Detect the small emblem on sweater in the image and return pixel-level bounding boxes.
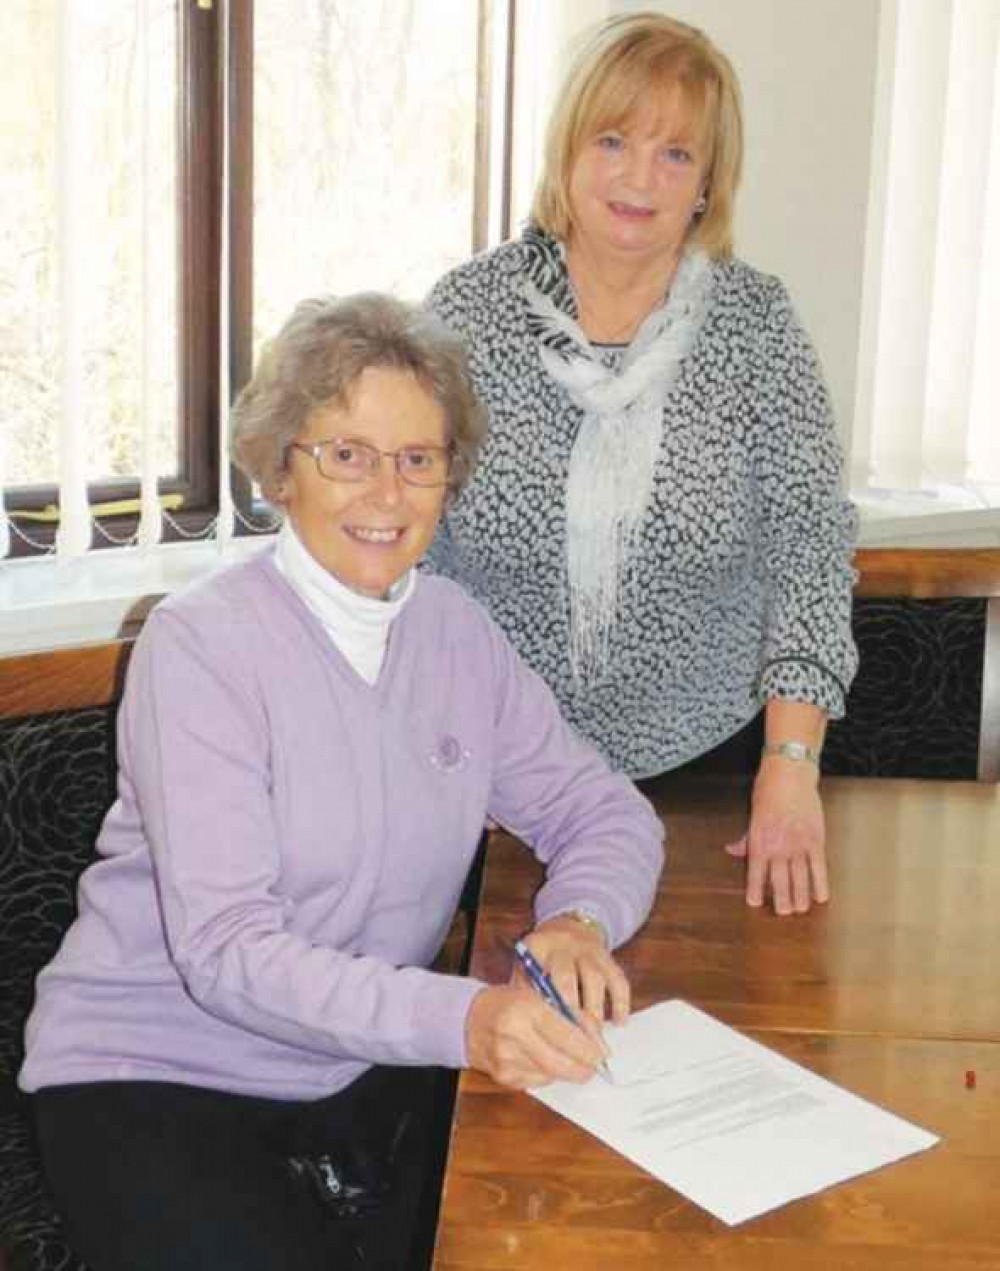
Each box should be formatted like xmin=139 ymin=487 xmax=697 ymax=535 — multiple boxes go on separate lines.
xmin=430 ymin=735 xmax=470 ymax=773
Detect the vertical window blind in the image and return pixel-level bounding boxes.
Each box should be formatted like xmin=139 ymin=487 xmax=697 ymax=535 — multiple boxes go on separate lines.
xmin=3 ymin=0 xmax=184 ymax=563
xmin=851 ymin=0 xmax=1000 ymax=499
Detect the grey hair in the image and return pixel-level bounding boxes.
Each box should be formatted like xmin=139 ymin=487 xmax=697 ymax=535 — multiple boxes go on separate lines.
xmin=230 ymin=292 xmax=487 ymax=503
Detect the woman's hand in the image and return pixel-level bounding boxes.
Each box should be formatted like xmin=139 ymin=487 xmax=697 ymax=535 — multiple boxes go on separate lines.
xmin=464 ymin=984 xmax=607 ymax=1089
xmin=724 ymin=757 xmax=828 ymax=914
xmin=519 ymin=914 xmax=631 ymax=1025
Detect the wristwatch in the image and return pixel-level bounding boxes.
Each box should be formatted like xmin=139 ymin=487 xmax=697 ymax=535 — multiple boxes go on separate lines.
xmin=561 ymin=907 xmax=609 ymax=948
xmin=761 ymin=740 xmax=820 ymax=766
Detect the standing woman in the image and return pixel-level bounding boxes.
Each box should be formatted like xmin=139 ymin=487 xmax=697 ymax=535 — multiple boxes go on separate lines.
xmin=427 ymin=12 xmax=858 ymax=917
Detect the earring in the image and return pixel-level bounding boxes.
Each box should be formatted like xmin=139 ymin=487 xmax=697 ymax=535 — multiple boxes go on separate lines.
xmin=694 ymin=194 xmax=707 ymax=215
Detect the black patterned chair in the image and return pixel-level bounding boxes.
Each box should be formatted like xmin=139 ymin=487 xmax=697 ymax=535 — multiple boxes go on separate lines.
xmin=0 ymin=644 xmax=130 ymax=1271
xmin=664 ymin=550 xmax=1000 ymax=785
xmin=0 ymin=639 xmax=473 ymax=1271
xmin=824 ymin=549 xmax=1000 ymax=782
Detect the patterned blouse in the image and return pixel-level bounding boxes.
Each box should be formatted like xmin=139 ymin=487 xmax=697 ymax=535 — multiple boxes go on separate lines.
xmin=426 ymin=226 xmax=858 ymax=777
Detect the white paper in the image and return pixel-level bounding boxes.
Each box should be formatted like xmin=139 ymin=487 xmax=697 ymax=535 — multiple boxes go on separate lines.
xmin=530 ymin=999 xmax=939 ymax=1225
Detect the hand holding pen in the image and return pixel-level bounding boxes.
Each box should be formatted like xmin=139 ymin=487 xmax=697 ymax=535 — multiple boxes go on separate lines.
xmin=464 ymin=959 xmax=615 ymax=1090
xmin=464 ymin=913 xmax=627 ymax=1089
xmin=513 ymin=939 xmax=614 ymax=1082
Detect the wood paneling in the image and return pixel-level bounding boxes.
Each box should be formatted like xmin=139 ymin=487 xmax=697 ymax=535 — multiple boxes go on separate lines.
xmin=0 ymin=641 xmax=132 ymax=718
xmin=855 ymin=548 xmax=1000 ymax=599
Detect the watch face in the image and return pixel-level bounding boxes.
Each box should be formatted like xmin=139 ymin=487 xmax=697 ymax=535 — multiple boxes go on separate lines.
xmin=569 ymin=909 xmax=608 ymax=946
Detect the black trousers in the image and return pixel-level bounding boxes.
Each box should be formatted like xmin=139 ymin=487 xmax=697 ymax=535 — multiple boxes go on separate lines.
xmin=33 ymin=1065 xmax=442 ymax=1271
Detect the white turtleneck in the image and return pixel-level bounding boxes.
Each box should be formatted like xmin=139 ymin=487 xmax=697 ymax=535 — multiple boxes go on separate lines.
xmin=273 ymin=520 xmax=415 ymax=684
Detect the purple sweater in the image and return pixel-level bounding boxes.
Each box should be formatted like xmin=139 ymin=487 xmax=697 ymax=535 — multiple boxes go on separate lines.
xmin=20 ymin=552 xmax=664 ymax=1100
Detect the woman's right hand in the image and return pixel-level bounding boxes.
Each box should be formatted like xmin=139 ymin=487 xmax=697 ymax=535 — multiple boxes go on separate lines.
xmin=464 ymin=985 xmax=608 ymax=1089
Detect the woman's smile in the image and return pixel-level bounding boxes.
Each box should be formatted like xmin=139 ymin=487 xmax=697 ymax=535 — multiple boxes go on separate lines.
xmin=607 ymin=200 xmax=655 ymax=220
xmin=344 ymin=525 xmax=407 ymax=545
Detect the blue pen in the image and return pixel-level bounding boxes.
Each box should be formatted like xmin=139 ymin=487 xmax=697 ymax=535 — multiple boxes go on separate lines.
xmin=512 ymin=939 xmax=613 ymax=1082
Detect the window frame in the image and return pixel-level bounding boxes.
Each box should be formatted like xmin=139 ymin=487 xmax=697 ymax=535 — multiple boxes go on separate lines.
xmin=6 ymin=0 xmax=507 ymax=557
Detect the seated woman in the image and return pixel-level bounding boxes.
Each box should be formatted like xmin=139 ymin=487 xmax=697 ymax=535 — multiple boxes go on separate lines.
xmin=19 ymin=294 xmax=664 ymax=1271
xmin=427 ymin=13 xmax=858 ymax=917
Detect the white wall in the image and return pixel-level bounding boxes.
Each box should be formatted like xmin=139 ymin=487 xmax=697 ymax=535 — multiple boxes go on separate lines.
xmin=616 ymin=0 xmax=882 ymax=447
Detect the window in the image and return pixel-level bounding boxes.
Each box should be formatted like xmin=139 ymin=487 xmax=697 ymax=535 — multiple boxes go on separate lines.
xmin=850 ymin=0 xmax=1000 ymax=520
xmin=250 ymin=0 xmax=484 ymax=351
xmin=1 ymin=0 xmax=506 ymax=560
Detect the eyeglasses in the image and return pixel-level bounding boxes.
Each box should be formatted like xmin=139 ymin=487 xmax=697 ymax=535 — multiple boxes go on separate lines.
xmin=287 ymin=438 xmax=453 ymax=488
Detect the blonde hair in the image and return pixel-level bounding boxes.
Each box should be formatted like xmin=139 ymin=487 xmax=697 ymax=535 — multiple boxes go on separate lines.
xmin=530 ymin=12 xmax=744 ymax=258
xmin=231 ymin=293 xmax=487 ymax=504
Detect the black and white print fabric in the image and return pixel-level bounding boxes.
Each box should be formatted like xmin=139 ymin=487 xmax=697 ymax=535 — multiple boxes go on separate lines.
xmin=426 ymin=226 xmax=858 ymax=777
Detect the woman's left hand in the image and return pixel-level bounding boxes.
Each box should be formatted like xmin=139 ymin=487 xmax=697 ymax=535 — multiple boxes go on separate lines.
xmin=724 ymin=758 xmax=828 ymax=914
xmin=518 ymin=915 xmax=631 ymax=1025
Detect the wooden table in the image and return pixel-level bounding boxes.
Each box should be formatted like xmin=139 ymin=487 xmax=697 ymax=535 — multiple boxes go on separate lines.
xmin=432 ymin=775 xmax=1000 ymax=1269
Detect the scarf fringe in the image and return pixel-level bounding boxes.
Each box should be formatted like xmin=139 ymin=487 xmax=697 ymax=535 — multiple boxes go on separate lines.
xmin=522 ymin=250 xmax=714 ymax=680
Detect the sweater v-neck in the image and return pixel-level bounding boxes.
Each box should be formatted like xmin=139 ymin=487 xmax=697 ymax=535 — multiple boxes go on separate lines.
xmin=258 ymin=549 xmax=416 ymax=700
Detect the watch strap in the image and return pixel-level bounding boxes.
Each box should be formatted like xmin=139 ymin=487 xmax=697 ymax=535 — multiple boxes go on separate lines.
xmin=560 ymin=907 xmax=609 ymax=948
xmin=762 ymin=740 xmax=820 ymax=766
